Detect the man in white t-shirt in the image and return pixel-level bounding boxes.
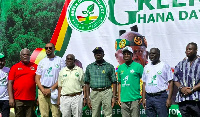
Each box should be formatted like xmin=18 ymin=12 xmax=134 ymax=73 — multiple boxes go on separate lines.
xmin=35 ymin=43 xmax=65 ymax=117
xmin=0 ymin=53 xmax=10 ymax=117
xmin=142 ymin=48 xmax=173 ymax=117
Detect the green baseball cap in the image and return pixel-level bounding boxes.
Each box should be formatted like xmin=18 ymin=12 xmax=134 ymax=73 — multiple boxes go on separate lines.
xmin=0 ymin=53 xmax=5 ymax=59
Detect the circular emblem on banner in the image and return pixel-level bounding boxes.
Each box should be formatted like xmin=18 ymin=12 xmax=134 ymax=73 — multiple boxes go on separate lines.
xmin=67 ymin=0 xmax=108 ymax=32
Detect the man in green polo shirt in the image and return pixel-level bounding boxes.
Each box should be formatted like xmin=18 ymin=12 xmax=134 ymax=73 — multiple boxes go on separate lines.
xmin=118 ymin=46 xmax=143 ymax=117
xmin=84 ymin=47 xmax=117 ymax=117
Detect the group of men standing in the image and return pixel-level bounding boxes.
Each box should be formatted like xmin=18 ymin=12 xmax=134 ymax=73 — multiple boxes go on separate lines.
xmin=0 ymin=41 xmax=200 ymax=117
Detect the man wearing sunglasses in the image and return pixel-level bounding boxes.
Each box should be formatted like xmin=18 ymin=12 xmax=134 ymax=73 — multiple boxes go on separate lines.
xmin=8 ymin=48 xmax=37 ymax=117
xmin=35 ymin=43 xmax=65 ymax=117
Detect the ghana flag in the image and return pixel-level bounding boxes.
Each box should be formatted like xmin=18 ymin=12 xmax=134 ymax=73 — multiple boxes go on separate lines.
xmin=30 ymin=0 xmax=72 ymax=64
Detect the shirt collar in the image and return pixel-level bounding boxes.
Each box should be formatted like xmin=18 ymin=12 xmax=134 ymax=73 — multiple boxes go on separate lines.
xmin=20 ymin=61 xmax=31 ymax=66
xmin=65 ymin=65 xmax=78 ymax=71
xmin=94 ymin=60 xmax=106 ymax=66
xmin=124 ymin=61 xmax=134 ymax=67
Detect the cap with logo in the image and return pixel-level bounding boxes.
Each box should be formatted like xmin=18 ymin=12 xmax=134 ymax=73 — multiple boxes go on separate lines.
xmin=122 ymin=46 xmax=133 ymax=53
xmin=92 ymin=47 xmax=104 ymax=53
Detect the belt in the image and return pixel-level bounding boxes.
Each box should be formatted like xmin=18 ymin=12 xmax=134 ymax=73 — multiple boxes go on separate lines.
xmin=62 ymin=92 xmax=82 ymax=97
xmin=92 ymin=86 xmax=111 ymax=91
xmin=42 ymin=85 xmax=50 ymax=88
xmin=147 ymin=90 xmax=166 ymax=96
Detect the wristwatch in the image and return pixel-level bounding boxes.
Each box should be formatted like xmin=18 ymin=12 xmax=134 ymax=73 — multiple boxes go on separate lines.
xmin=50 ymin=88 xmax=53 ymax=92
xmin=191 ymin=88 xmax=194 ymax=93
xmin=178 ymin=85 xmax=184 ymax=91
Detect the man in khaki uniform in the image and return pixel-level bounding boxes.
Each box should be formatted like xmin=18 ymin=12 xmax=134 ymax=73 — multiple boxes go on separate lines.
xmin=57 ymin=54 xmax=86 ymax=117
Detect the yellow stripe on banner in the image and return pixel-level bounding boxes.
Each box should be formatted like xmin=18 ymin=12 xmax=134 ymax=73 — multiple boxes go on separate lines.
xmin=79 ymin=18 xmax=86 ymax=22
xmin=55 ymin=17 xmax=68 ymax=51
xmin=89 ymin=16 xmax=98 ymax=20
xmin=35 ymin=49 xmax=46 ymax=65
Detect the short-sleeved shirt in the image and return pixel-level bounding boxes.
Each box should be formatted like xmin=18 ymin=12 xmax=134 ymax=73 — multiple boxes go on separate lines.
xmin=118 ymin=61 xmax=143 ymax=102
xmin=8 ymin=62 xmax=37 ymax=100
xmin=84 ymin=60 xmax=117 ymax=88
xmin=36 ymin=56 xmax=65 ymax=87
xmin=0 ymin=67 xmax=10 ymax=100
xmin=58 ymin=66 xmax=84 ymax=95
xmin=142 ymin=61 xmax=173 ymax=93
xmin=173 ymin=57 xmax=200 ymax=102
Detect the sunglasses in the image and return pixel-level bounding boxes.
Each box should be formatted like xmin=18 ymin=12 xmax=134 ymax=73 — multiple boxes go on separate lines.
xmin=45 ymin=47 xmax=53 ymax=50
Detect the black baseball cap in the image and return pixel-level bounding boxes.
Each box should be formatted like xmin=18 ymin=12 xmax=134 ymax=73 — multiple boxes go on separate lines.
xmin=92 ymin=47 xmax=104 ymax=53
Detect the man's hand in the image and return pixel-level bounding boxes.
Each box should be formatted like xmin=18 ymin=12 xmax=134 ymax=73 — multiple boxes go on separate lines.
xmin=181 ymin=87 xmax=191 ymax=96
xmin=83 ymin=98 xmax=87 ymax=106
xmin=142 ymin=99 xmax=146 ymax=109
xmin=57 ymin=98 xmax=60 ymax=106
xmin=111 ymin=97 xmax=116 ymax=108
xmin=9 ymin=98 xmax=15 ymax=108
xmin=139 ymin=99 xmax=143 ymax=104
xmin=117 ymin=96 xmax=121 ymax=107
xmin=166 ymin=98 xmax=171 ymax=108
xmin=43 ymin=88 xmax=51 ymax=97
xmin=36 ymin=98 xmax=39 ymax=105
xmin=184 ymin=88 xmax=193 ymax=96
xmin=87 ymin=98 xmax=92 ymax=109
xmin=41 ymin=88 xmax=46 ymax=95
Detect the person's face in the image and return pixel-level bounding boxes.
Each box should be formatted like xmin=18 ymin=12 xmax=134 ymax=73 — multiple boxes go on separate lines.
xmin=118 ymin=32 xmax=147 ymax=67
xmin=123 ymin=51 xmax=133 ymax=62
xmin=185 ymin=44 xmax=197 ymax=58
xmin=94 ymin=51 xmax=104 ymax=61
xmin=45 ymin=43 xmax=55 ymax=56
xmin=20 ymin=50 xmax=31 ymax=64
xmin=66 ymin=55 xmax=75 ymax=68
xmin=115 ymin=49 xmax=125 ymax=65
xmin=131 ymin=46 xmax=147 ymax=67
xmin=0 ymin=58 xmax=5 ymax=69
xmin=149 ymin=48 xmax=160 ymax=64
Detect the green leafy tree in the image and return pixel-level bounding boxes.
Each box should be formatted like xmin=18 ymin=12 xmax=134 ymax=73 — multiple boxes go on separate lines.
xmin=1 ymin=0 xmax=65 ymax=67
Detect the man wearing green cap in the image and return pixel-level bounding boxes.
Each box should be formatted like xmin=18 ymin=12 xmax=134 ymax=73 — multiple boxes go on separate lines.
xmin=0 ymin=53 xmax=10 ymax=117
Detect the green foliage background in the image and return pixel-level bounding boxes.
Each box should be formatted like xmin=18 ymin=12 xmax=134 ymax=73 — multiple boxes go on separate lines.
xmin=0 ymin=0 xmax=65 ymax=67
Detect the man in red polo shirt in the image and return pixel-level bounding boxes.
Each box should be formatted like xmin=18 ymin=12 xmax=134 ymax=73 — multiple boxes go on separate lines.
xmin=8 ymin=48 xmax=37 ymax=117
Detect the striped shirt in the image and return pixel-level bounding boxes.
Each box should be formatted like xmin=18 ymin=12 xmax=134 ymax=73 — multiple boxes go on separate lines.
xmin=173 ymin=57 xmax=200 ymax=102
xmin=84 ymin=60 xmax=117 ymax=88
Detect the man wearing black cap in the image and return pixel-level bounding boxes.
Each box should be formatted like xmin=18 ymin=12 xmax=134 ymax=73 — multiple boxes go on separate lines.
xmin=0 ymin=53 xmax=10 ymax=117
xmin=84 ymin=47 xmax=117 ymax=117
xmin=117 ymin=46 xmax=143 ymax=117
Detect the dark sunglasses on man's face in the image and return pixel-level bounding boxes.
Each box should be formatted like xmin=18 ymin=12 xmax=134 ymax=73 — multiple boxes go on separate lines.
xmin=45 ymin=47 xmax=53 ymax=50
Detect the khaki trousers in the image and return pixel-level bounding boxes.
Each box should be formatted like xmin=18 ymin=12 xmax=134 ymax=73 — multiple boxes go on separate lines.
xmin=38 ymin=90 xmax=60 ymax=117
xmin=90 ymin=88 xmax=112 ymax=117
xmin=121 ymin=100 xmax=140 ymax=117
